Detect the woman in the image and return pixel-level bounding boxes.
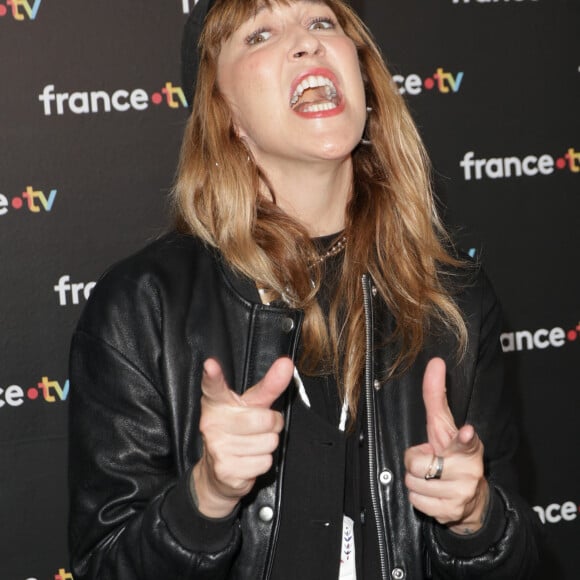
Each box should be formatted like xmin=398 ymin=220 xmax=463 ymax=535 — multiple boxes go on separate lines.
xmin=68 ymin=0 xmax=539 ymax=578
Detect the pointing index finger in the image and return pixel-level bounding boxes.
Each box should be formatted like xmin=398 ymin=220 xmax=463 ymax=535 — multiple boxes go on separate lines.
xmin=202 ymin=358 xmax=242 ymax=405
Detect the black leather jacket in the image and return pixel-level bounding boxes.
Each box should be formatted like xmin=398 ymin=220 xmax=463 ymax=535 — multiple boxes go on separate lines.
xmin=69 ymin=232 xmax=539 ymax=579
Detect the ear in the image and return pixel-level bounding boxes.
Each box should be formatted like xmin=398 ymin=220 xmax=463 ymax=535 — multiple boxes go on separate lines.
xmin=220 ymin=94 xmax=247 ymax=140
xmin=233 ymin=121 xmax=248 ymax=140
xmin=229 ymin=109 xmax=248 ymax=140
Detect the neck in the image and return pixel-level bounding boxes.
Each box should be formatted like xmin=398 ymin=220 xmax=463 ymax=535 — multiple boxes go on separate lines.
xmin=257 ymin=157 xmax=353 ymax=236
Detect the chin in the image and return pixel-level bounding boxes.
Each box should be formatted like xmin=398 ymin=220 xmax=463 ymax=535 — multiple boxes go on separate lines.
xmin=316 ymin=137 xmax=361 ymax=160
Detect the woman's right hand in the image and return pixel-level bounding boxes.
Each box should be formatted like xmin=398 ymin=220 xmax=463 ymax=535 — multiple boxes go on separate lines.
xmin=191 ymin=357 xmax=294 ymax=518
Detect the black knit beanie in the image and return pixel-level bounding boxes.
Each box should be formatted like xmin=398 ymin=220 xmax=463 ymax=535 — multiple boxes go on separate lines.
xmin=181 ymin=0 xmax=216 ymax=111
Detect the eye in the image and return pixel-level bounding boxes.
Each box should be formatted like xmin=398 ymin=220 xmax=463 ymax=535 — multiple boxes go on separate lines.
xmin=308 ymin=17 xmax=336 ymax=31
xmin=246 ymin=28 xmax=272 ymax=45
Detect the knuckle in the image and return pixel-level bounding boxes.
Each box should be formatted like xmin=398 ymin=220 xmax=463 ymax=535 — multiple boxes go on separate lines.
xmin=259 ymin=454 xmax=274 ymax=474
xmin=248 ymin=412 xmax=265 ymax=433
xmin=264 ymin=411 xmax=279 ymax=431
xmin=462 ymin=480 xmax=479 ymax=500
xmin=204 ymin=434 xmax=227 ymax=457
xmin=230 ymin=479 xmax=251 ymax=494
xmin=199 ymin=409 xmax=225 ymax=434
xmin=212 ymin=459 xmax=230 ymax=483
xmin=407 ymin=490 xmax=418 ymax=508
xmin=273 ymin=411 xmax=285 ymax=433
xmin=449 ymin=505 xmax=465 ymax=522
xmin=244 ymin=409 xmax=263 ymax=432
xmin=410 ymin=456 xmax=424 ymax=475
xmin=455 ymin=489 xmax=472 ymax=508
xmin=266 ymin=432 xmax=280 ymax=451
xmin=198 ymin=413 xmax=211 ymax=434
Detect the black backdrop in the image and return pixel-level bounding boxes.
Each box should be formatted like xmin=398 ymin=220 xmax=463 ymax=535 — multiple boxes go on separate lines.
xmin=1 ymin=1 xmax=578 ymax=579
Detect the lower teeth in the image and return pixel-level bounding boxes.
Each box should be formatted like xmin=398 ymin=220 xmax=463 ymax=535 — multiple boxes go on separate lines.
xmin=302 ymin=102 xmax=337 ymax=113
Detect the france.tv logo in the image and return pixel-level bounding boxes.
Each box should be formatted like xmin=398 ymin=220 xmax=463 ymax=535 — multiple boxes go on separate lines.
xmin=501 ymin=320 xmax=580 ymax=353
xmin=0 ymin=185 xmax=57 ymax=215
xmin=0 ymin=376 xmax=69 ymax=410
xmin=392 ymin=68 xmax=464 ymax=97
xmin=460 ymin=148 xmax=580 ymax=180
xmin=0 ymin=0 xmax=42 ymax=20
xmin=38 ymin=83 xmax=188 ymax=116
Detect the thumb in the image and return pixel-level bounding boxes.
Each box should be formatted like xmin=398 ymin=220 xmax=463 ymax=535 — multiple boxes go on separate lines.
xmin=242 ymin=357 xmax=294 ymax=409
xmin=422 ymin=357 xmax=457 ymax=453
xmin=202 ymin=358 xmax=242 ymax=405
xmin=448 ymin=424 xmax=481 ymax=455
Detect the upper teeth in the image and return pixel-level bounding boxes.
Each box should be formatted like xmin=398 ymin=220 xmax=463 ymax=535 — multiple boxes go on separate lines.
xmin=290 ymin=75 xmax=338 ymax=106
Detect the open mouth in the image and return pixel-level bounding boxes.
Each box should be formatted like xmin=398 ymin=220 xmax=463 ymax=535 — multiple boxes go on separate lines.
xmin=290 ymin=75 xmax=340 ymax=114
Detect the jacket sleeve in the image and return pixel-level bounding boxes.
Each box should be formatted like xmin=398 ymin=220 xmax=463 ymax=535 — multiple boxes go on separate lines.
xmin=68 ymin=270 xmax=241 ymax=579
xmin=424 ymin=270 xmax=542 ymax=579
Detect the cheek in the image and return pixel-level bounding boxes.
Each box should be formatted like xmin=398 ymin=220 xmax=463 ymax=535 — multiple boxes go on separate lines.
xmin=244 ymin=61 xmax=280 ymax=108
xmin=333 ymin=40 xmax=366 ymax=100
xmin=234 ymin=76 xmax=282 ymax=136
xmin=349 ymin=59 xmax=366 ymax=101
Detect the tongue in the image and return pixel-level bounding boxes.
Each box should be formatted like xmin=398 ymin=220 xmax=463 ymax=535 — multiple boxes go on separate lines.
xmin=293 ymin=86 xmax=333 ymax=111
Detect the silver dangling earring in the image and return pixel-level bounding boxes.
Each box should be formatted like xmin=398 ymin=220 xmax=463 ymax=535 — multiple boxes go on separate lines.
xmin=360 ymin=106 xmax=372 ymax=146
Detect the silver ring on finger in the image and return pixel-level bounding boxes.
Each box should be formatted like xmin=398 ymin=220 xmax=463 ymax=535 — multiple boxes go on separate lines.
xmin=424 ymin=454 xmax=444 ymax=480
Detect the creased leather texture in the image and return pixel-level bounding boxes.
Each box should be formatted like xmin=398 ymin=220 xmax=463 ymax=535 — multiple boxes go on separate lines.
xmin=68 ymin=231 xmax=540 ymax=579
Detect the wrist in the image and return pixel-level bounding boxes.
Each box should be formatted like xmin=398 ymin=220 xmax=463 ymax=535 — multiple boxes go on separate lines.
xmin=191 ymin=462 xmax=239 ymax=519
xmin=447 ymin=480 xmax=490 ymax=535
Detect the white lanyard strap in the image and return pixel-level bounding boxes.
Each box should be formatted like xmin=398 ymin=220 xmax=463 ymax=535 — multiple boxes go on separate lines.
xmin=292 ymin=366 xmax=348 ymax=432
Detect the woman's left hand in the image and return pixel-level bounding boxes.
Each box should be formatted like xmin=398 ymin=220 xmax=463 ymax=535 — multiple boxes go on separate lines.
xmin=404 ymin=358 xmax=490 ymax=534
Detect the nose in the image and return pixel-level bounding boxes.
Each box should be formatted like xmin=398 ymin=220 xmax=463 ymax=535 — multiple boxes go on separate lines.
xmin=289 ymin=27 xmax=324 ymax=60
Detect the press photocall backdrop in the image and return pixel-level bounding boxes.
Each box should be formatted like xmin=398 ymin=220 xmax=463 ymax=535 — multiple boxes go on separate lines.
xmin=0 ymin=0 xmax=578 ymax=578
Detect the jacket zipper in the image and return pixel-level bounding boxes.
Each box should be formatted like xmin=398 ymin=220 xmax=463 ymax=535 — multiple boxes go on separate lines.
xmin=362 ymin=274 xmax=389 ymax=580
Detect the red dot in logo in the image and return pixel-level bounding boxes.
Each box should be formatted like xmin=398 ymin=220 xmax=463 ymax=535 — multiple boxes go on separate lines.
xmin=151 ymin=93 xmax=163 ymax=105
xmin=555 ymin=158 xmax=566 ymax=170
xmin=11 ymin=197 xmax=23 ymax=209
xmin=0 ymin=5 xmax=7 ymax=17
xmin=567 ymin=329 xmax=577 ymax=341
xmin=27 ymin=388 xmax=39 ymax=400
xmin=424 ymin=78 xmax=435 ymax=90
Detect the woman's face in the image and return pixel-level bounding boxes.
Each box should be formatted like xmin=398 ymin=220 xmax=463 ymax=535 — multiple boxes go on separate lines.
xmin=216 ymin=0 xmax=367 ymax=169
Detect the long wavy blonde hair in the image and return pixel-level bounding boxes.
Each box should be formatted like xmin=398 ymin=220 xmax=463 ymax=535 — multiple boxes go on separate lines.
xmin=173 ymin=0 xmax=468 ymax=416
